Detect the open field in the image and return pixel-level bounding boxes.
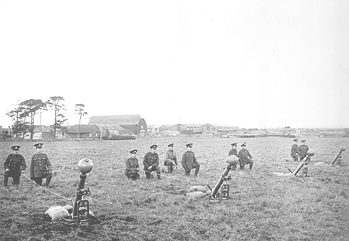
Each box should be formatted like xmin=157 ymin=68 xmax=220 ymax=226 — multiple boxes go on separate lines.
xmin=1 ymin=136 xmax=349 ymax=241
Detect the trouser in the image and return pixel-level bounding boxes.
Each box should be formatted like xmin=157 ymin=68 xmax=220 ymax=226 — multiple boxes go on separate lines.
xmin=184 ymin=164 xmax=200 ymax=176
xmin=291 ymin=153 xmax=299 ymax=162
xmin=4 ymin=175 xmax=20 ymax=186
xmin=145 ymin=166 xmax=161 ymax=179
xmin=126 ymin=171 xmax=140 ymax=180
xmin=164 ymin=160 xmax=175 ymax=173
xmin=33 ymin=176 xmax=52 ymax=186
xmin=240 ymin=159 xmax=253 ymax=170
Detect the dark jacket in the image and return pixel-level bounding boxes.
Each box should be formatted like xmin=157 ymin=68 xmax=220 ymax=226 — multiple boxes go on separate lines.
xmin=4 ymin=154 xmax=26 ymax=175
xmin=143 ymin=152 xmax=159 ymax=170
xmin=125 ymin=157 xmax=139 ymax=172
xmin=181 ymin=151 xmax=198 ymax=170
xmin=30 ymin=152 xmax=51 ymax=178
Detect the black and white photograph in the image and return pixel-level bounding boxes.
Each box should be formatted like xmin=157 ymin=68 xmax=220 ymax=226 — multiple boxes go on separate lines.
xmin=0 ymin=1 xmax=349 ymax=240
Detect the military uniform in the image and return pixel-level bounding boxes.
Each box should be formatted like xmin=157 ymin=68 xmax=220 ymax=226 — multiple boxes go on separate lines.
xmin=143 ymin=145 xmax=161 ymax=179
xmin=164 ymin=144 xmax=178 ymax=173
xmin=30 ymin=143 xmax=52 ymax=186
xmin=228 ymin=143 xmax=239 ymax=171
xmin=238 ymin=142 xmax=253 ymax=170
xmin=290 ymin=139 xmax=299 ymax=162
xmin=299 ymin=140 xmax=309 ymax=161
xmin=181 ymin=143 xmax=200 ymax=176
xmin=4 ymin=146 xmax=26 ymax=186
xmin=125 ymin=150 xmax=140 ymax=180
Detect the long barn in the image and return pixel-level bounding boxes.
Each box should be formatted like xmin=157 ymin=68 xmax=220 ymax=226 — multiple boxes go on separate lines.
xmin=88 ymin=115 xmax=147 ymax=135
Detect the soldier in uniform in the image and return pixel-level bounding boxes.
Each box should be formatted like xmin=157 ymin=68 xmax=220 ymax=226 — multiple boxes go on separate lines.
xmin=290 ymin=139 xmax=300 ymax=162
xmin=143 ymin=145 xmax=161 ymax=179
xmin=164 ymin=143 xmax=178 ymax=173
xmin=3 ymin=145 xmax=27 ymax=187
xmin=181 ymin=143 xmax=200 ymax=176
xmin=298 ymin=140 xmax=309 ymax=161
xmin=125 ymin=149 xmax=140 ymax=180
xmin=30 ymin=143 xmax=52 ymax=186
xmin=238 ymin=142 xmax=253 ymax=170
xmin=228 ymin=143 xmax=240 ymax=171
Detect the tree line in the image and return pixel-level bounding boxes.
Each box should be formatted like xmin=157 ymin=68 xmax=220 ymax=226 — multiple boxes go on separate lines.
xmin=6 ymin=96 xmax=88 ymax=141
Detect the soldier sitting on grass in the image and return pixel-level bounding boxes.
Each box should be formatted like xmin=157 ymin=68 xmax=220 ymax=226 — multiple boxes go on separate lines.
xmin=143 ymin=145 xmax=161 ymax=180
xmin=3 ymin=145 xmax=27 ymax=187
xmin=125 ymin=149 xmax=140 ymax=180
xmin=238 ymin=142 xmax=253 ymax=170
xmin=181 ymin=143 xmax=200 ymax=176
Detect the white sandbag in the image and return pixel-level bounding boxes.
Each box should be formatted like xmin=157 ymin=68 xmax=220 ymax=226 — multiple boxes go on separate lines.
xmin=187 ymin=185 xmax=210 ymax=193
xmin=186 ymin=191 xmax=208 ymax=200
xmin=62 ymin=205 xmax=73 ymax=212
xmin=45 ymin=206 xmax=69 ymax=221
xmin=313 ymin=162 xmax=328 ymax=166
xmin=271 ymin=172 xmax=293 ymax=177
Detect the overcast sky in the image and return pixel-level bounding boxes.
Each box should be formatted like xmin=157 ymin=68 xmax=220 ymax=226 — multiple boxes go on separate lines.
xmin=1 ymin=0 xmax=348 ymax=129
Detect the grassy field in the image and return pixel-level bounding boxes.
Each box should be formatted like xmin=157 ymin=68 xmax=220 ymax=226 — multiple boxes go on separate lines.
xmin=1 ymin=136 xmax=349 ymax=241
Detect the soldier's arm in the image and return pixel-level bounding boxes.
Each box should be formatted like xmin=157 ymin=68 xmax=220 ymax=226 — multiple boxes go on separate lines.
xmin=30 ymin=156 xmax=34 ymax=178
xmin=174 ymin=153 xmax=178 ymax=165
xmin=165 ymin=151 xmax=170 ymax=162
xmin=125 ymin=159 xmax=131 ymax=171
xmin=45 ymin=155 xmax=52 ymax=170
xmin=20 ymin=156 xmax=27 ymax=171
xmin=4 ymin=155 xmax=11 ymax=170
xmin=181 ymin=153 xmax=187 ymax=169
xmin=155 ymin=154 xmax=159 ymax=166
xmin=143 ymin=154 xmax=149 ymax=168
xmin=248 ymin=150 xmax=252 ymax=159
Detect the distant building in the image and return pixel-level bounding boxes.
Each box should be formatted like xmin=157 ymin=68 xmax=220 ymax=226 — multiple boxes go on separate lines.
xmin=89 ymin=115 xmax=147 ymax=135
xmin=65 ymin=125 xmax=101 ymax=138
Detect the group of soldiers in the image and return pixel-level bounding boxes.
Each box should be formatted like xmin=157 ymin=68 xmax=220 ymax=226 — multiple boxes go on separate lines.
xmin=125 ymin=143 xmax=201 ymax=180
xmin=3 ymin=139 xmax=310 ymax=186
xmin=125 ymin=141 xmax=254 ymax=180
xmin=3 ymin=143 xmax=52 ymax=187
xmin=290 ymin=138 xmax=310 ymax=162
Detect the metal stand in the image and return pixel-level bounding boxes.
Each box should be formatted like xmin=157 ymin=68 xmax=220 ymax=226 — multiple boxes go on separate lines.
xmin=63 ymin=158 xmax=93 ymax=226
xmin=220 ymin=176 xmax=231 ymax=200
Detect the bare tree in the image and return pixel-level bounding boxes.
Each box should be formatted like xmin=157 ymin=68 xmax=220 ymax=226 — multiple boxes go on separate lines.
xmin=75 ymin=103 xmax=88 ymax=138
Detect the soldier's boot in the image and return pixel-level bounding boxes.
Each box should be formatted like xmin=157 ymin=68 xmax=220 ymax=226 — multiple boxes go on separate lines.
xmin=157 ymin=174 xmax=161 ymax=180
xmin=145 ymin=172 xmax=151 ymax=180
xmin=169 ymin=164 xmax=173 ymax=173
xmin=45 ymin=176 xmax=52 ymax=187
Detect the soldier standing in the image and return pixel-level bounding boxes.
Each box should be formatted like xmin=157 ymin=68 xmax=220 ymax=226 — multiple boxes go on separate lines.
xmin=299 ymin=139 xmax=311 ymax=176
xmin=228 ymin=143 xmax=240 ymax=171
xmin=290 ymin=139 xmax=300 ymax=162
xmin=181 ymin=143 xmax=200 ymax=176
xmin=164 ymin=143 xmax=178 ymax=173
xmin=298 ymin=140 xmax=309 ymax=161
xmin=143 ymin=145 xmax=161 ymax=179
xmin=3 ymin=146 xmax=26 ymax=187
xmin=238 ymin=142 xmax=253 ymax=170
xmin=125 ymin=149 xmax=140 ymax=180
xmin=30 ymin=143 xmax=52 ymax=186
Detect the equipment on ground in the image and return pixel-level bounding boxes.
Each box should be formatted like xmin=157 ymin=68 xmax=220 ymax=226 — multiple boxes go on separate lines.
xmin=293 ymin=149 xmax=315 ymax=176
xmin=209 ymin=156 xmax=237 ymax=200
xmin=330 ymin=147 xmax=346 ymax=166
xmin=63 ymin=158 xmax=94 ymax=225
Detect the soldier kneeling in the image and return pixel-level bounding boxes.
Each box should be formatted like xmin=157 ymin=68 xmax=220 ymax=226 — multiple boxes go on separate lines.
xmin=125 ymin=149 xmax=140 ymax=180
